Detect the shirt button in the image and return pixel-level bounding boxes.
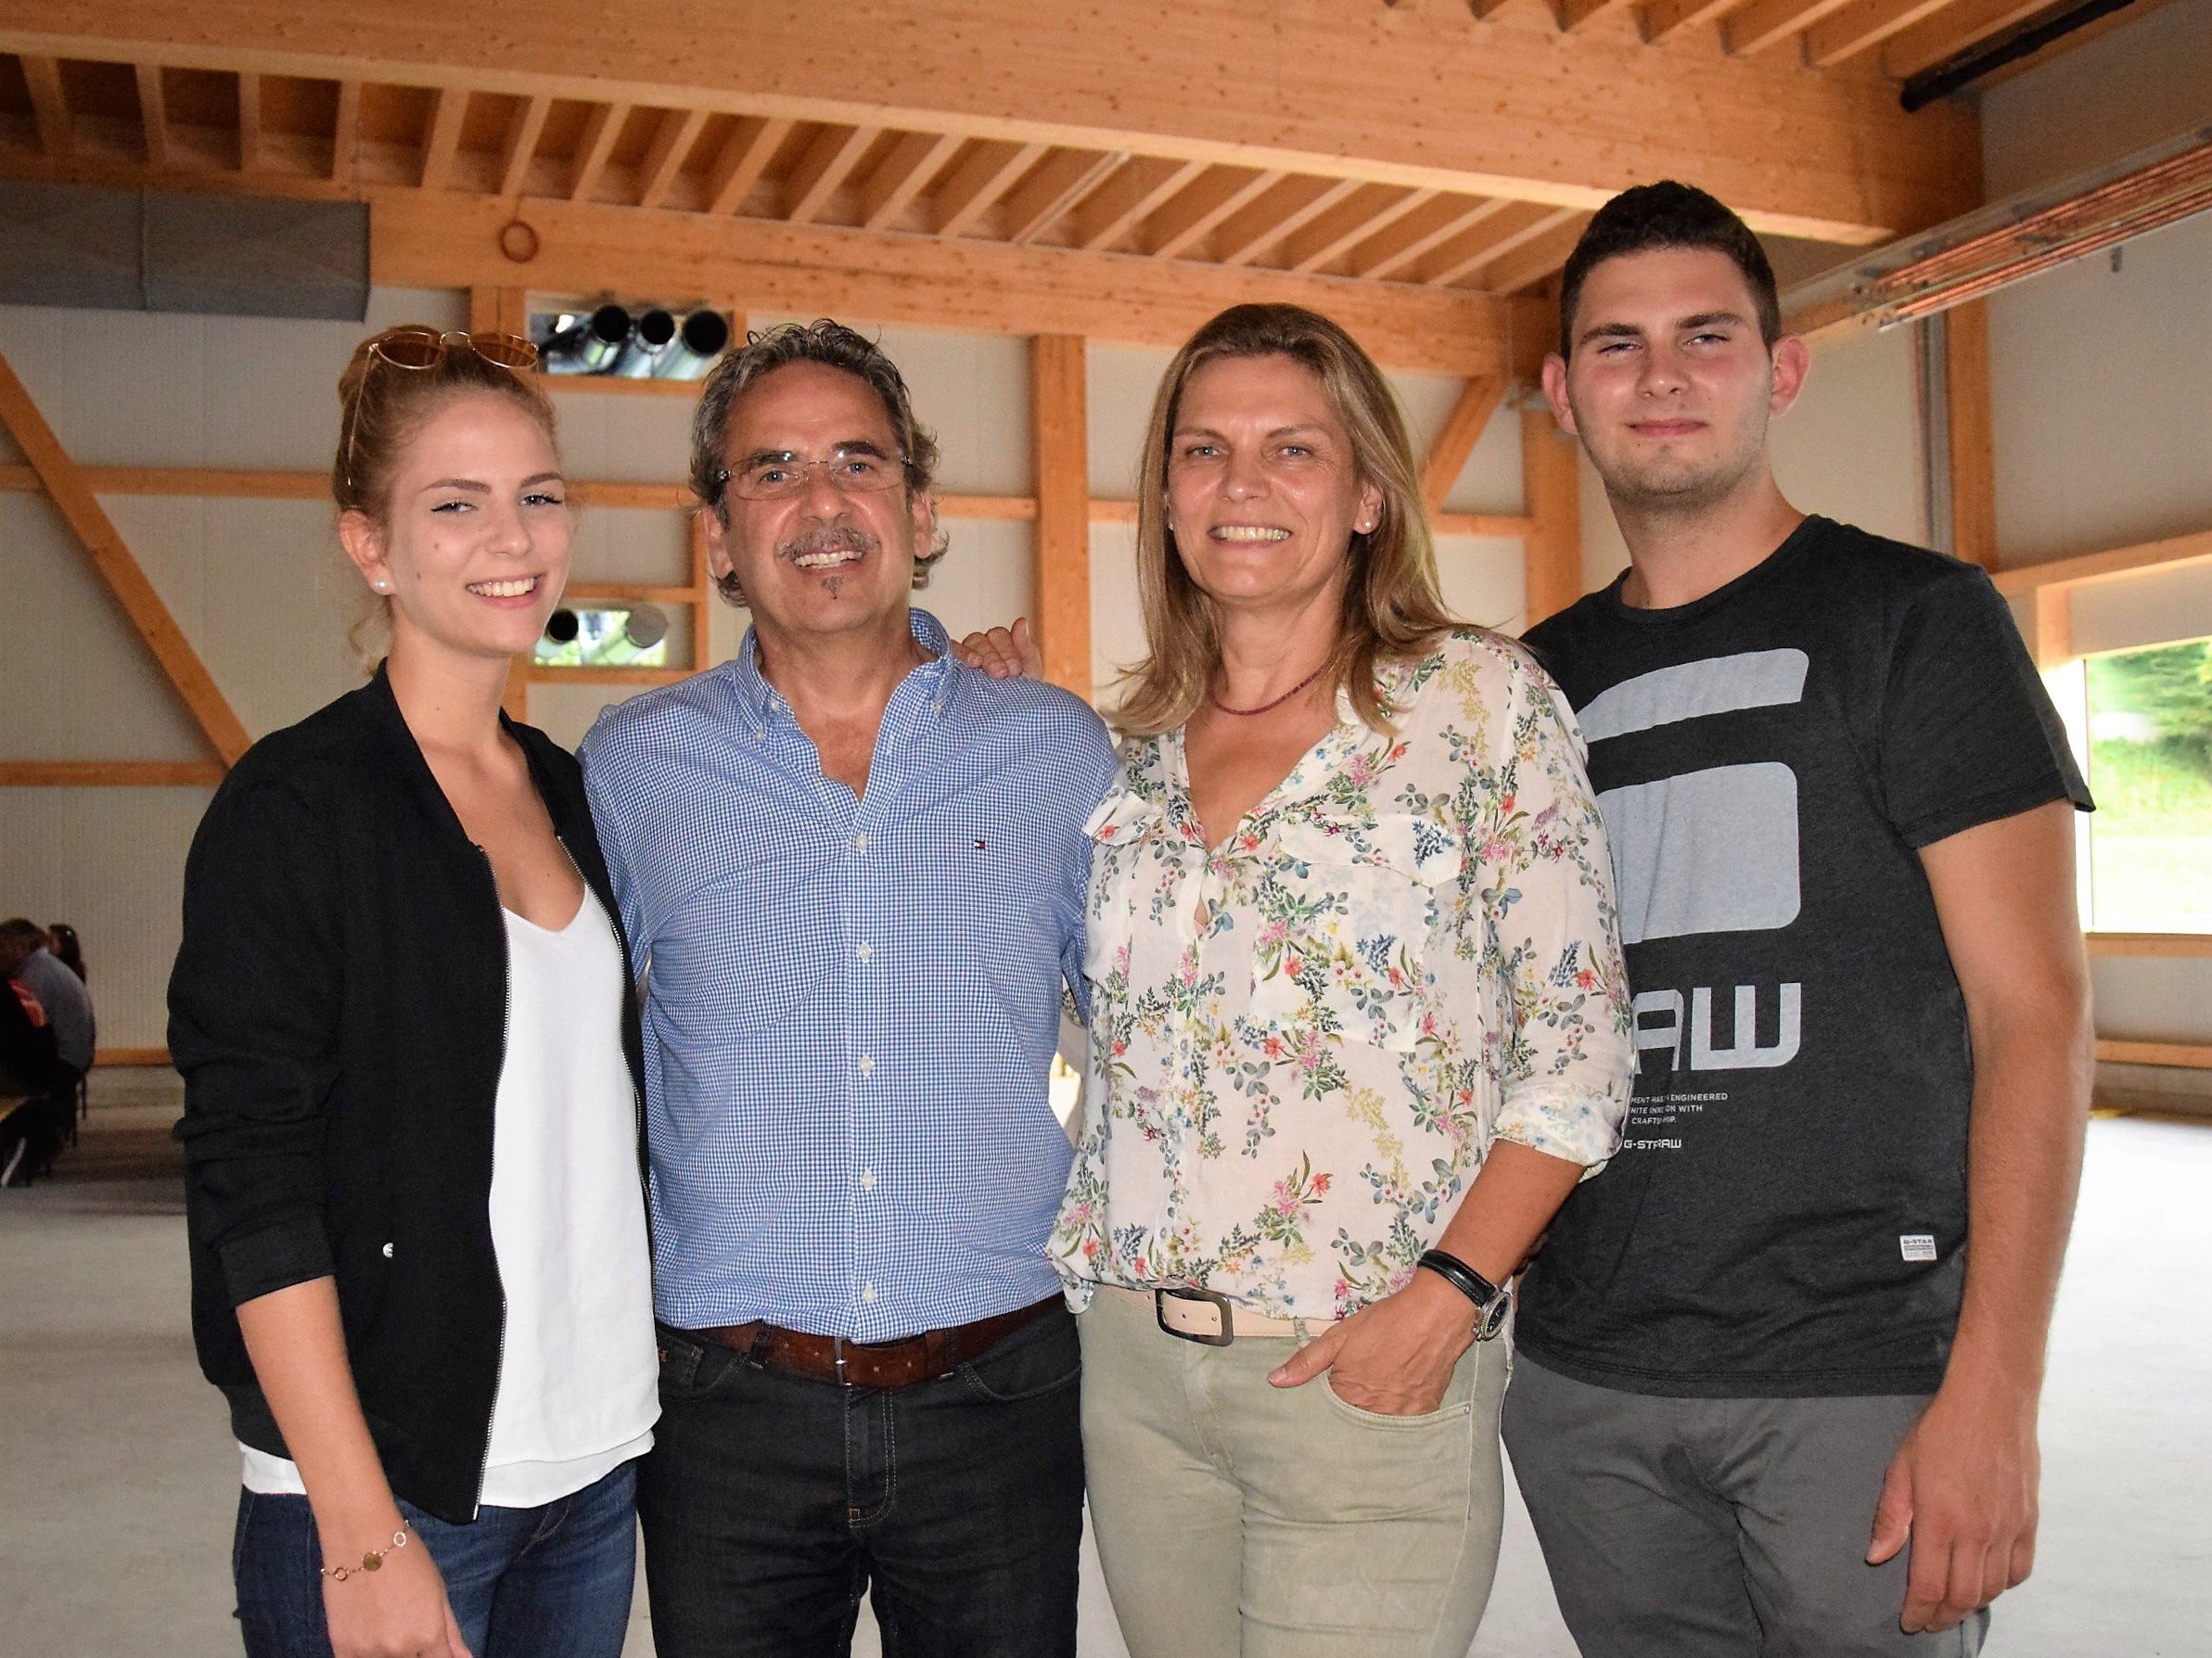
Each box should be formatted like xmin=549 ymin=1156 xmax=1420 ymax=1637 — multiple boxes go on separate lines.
xmin=860 ymin=1169 xmax=876 ymax=1192
xmin=856 ymin=943 xmax=873 ymax=963
xmin=853 ymin=833 xmax=869 ymax=854
xmin=861 ymin=1283 xmax=878 ymax=1305
xmin=858 ymin=1054 xmax=876 ymax=1077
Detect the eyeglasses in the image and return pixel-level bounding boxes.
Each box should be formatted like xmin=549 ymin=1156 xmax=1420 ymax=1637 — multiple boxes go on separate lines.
xmin=714 ymin=448 xmax=911 ymax=503
xmin=342 ymin=327 xmax=540 ymax=492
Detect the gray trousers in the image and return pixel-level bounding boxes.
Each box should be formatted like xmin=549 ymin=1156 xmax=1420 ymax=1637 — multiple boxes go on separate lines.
xmin=1502 ymin=1356 xmax=1988 ymax=1658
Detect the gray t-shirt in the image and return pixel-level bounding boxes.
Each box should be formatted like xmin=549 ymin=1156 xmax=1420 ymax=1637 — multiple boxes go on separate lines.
xmin=1516 ymin=517 xmax=2091 ymax=1397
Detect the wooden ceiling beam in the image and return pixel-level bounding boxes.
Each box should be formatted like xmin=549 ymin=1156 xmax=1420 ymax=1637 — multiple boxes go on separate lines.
xmin=418 ymin=85 xmax=465 ymax=190
xmin=856 ymin=129 xmax=963 ymax=231
xmin=1211 ymin=176 xmax=1363 ymax=268
xmin=1353 ymin=196 xmax=1510 ymax=282
xmin=635 ymin=106 xmax=706 ymax=210
xmin=1420 ymin=376 xmax=1507 ymax=512
xmin=371 ymin=191 xmax=1512 ymax=376
xmin=1881 ymin=0 xmax=2056 ymax=76
xmin=784 ymin=122 xmax=878 ymax=224
xmin=1556 ymin=0 xmax=1639 ymax=27
xmin=1073 ymin=156 xmax=1207 ymax=251
xmin=567 ymin=100 xmax=629 ymax=202
xmin=932 ymin=140 xmax=1046 ymax=237
xmin=1002 ymin=147 xmax=1127 ymax=245
xmin=0 ymin=0 xmax=1974 ymax=241
xmin=1724 ymin=0 xmax=1863 ymax=54
xmin=330 ymin=77 xmax=359 ymax=185
xmin=19 ymin=54 xmax=69 ymax=159
xmin=1285 ymin=185 xmax=1437 ymax=274
xmin=704 ymin=115 xmax=792 ymax=215
xmin=1804 ymin=0 xmax=1953 ymax=64
xmin=498 ymin=93 xmax=550 ymax=198
xmin=1144 ymin=166 xmax=1285 ymax=260
xmin=133 ymin=61 xmax=169 ymax=168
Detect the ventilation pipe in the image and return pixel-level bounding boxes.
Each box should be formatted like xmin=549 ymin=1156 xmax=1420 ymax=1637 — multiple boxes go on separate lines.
xmin=614 ymin=307 xmax=678 ymax=378
xmin=656 ymin=309 xmax=732 ymax=379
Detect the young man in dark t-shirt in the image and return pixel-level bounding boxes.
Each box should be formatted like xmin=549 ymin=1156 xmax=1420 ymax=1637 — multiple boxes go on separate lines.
xmin=1505 ymin=183 xmax=2094 ymax=1655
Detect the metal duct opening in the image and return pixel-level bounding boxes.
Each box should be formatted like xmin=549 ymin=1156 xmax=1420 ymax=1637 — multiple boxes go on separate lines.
xmin=0 ymin=180 xmax=369 ymax=321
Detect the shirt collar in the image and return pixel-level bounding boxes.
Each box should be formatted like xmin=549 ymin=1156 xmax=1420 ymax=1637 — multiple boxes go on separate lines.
xmin=724 ymin=608 xmax=958 ymax=741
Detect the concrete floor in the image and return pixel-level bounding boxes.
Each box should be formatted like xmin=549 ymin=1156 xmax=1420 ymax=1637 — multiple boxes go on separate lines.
xmin=4 ymin=1073 xmax=2206 ymax=1656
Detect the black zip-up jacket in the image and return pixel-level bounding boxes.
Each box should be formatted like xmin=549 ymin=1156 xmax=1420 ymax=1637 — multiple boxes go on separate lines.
xmin=171 ymin=666 xmax=647 ymax=1523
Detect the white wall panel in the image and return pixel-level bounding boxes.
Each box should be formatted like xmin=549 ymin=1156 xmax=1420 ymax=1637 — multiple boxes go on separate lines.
xmin=569 ymin=504 xmax=690 ymax=588
xmin=1089 ymin=522 xmax=1144 ymax=712
xmin=1087 ymin=343 xmax=1173 ymax=502
xmin=528 ymin=682 xmax=632 ymax=756
xmin=0 ymin=495 xmax=211 ymax=759
xmin=553 ymin=389 xmax=697 ymax=485
xmin=1435 ymin=536 xmax=1525 ymax=635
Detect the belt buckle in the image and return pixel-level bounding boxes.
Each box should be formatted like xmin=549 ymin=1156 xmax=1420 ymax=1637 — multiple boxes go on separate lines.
xmin=1156 ymin=1286 xmax=1235 ymax=1346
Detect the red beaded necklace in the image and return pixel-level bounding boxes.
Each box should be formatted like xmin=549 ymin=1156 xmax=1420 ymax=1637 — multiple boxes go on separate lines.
xmin=1209 ymin=660 xmax=1331 ymax=717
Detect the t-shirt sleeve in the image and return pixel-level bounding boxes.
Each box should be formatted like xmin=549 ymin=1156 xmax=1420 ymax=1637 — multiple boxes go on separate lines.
xmin=1879 ymin=568 xmax=2092 ymax=848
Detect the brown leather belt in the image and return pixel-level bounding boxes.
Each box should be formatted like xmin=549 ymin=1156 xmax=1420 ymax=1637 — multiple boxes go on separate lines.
xmin=686 ymin=1295 xmax=1060 ymax=1389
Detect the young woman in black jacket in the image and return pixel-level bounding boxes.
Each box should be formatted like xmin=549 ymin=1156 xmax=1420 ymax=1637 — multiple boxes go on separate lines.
xmin=173 ymin=328 xmax=658 ymax=1658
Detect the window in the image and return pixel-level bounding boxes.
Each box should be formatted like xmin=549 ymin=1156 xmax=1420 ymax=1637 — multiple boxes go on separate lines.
xmin=533 ymin=604 xmax=671 ymax=670
xmin=2084 ymin=638 xmax=2212 ymax=933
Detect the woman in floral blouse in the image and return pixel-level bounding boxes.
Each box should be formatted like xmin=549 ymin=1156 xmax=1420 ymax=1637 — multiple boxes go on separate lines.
xmin=1035 ymin=303 xmax=1635 ymax=1655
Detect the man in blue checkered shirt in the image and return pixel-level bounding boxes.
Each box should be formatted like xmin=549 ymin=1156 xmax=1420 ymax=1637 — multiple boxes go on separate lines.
xmin=580 ymin=322 xmax=1117 ymax=1657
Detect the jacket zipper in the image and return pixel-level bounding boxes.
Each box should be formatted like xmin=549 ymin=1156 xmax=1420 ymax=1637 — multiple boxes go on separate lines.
xmin=469 ymin=842 xmax=510 ymax=1521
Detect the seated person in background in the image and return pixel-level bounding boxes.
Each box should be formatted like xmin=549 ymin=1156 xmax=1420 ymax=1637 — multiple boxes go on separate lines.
xmin=4 ymin=918 xmax=94 ymax=1080
xmin=46 ymin=923 xmax=88 ymax=983
xmin=0 ymin=924 xmax=70 ymax=1183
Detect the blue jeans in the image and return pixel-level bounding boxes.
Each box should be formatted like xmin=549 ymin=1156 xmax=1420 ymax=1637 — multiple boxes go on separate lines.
xmin=638 ymin=1303 xmax=1084 ymax=1658
xmin=232 ymin=1459 xmax=638 ymax=1657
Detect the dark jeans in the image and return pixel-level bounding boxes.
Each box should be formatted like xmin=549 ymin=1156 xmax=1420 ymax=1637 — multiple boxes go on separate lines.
xmin=231 ymin=1459 xmax=638 ymax=1657
xmin=639 ymin=1301 xmax=1084 ymax=1658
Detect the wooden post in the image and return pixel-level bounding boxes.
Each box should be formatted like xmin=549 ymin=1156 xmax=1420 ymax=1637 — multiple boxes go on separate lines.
xmin=1520 ymin=407 xmax=1582 ymax=630
xmin=0 ymin=347 xmax=250 ymax=766
xmin=469 ymin=286 xmax=530 ymax=339
xmin=1029 ymin=335 xmax=1092 ymax=695
xmin=1945 ymin=300 xmax=1998 ymax=572
xmin=2029 ymin=586 xmax=2072 ymax=670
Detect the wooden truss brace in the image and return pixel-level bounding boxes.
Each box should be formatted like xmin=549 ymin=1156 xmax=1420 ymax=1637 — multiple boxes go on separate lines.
xmin=0 ymin=344 xmax=249 ymax=782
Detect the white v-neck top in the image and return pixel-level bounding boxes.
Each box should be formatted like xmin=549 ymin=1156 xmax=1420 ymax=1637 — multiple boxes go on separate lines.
xmin=242 ymin=887 xmax=658 ymax=1510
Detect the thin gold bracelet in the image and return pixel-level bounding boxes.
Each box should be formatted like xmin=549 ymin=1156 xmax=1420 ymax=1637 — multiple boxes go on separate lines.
xmin=321 ymin=1527 xmax=410 ymax=1583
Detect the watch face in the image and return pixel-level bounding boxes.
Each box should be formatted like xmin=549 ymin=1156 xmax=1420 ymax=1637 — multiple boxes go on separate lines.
xmin=1476 ymin=1293 xmax=1510 ymax=1342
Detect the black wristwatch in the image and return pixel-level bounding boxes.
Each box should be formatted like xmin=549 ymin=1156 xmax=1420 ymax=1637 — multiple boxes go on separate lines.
xmin=1417 ymin=1249 xmax=1510 ymax=1342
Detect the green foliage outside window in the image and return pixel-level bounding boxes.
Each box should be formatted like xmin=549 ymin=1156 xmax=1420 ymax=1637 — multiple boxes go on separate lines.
xmin=2086 ymin=639 xmax=2212 ymax=932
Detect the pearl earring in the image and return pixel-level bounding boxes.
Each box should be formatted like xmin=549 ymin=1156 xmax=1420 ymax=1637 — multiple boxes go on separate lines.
xmin=373 ymin=580 xmax=389 ymax=592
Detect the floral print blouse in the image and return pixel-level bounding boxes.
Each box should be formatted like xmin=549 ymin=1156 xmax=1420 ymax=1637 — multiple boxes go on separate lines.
xmin=1051 ymin=629 xmax=1635 ymax=1320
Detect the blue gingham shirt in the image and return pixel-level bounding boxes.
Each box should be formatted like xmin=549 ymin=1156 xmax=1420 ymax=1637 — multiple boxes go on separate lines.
xmin=580 ymin=610 xmax=1119 ymax=1340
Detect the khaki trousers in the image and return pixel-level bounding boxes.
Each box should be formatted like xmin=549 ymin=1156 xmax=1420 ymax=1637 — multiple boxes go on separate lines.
xmin=1078 ymin=1286 xmax=1509 ymax=1658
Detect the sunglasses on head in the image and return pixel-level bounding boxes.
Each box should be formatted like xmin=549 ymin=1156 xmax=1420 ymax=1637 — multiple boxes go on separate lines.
xmin=342 ymin=327 xmax=541 ymax=493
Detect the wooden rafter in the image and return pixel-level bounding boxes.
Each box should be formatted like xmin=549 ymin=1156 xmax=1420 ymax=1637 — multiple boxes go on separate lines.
xmin=1144 ymin=167 xmax=1283 ymax=260
xmin=1641 ymin=0 xmax=1752 ymax=42
xmin=1423 ymin=201 xmax=1580 ymax=287
xmin=1285 ymin=186 xmax=1437 ymax=274
xmin=1943 ymin=300 xmax=1996 ymax=572
xmin=235 ymin=70 xmax=261 ymax=173
xmin=1883 ymin=0 xmax=2053 ymax=74
xmin=0 ymin=348 xmax=249 ymax=767
xmin=1477 ymin=213 xmax=1593 ymax=294
xmin=1213 ymin=176 xmax=1363 ymax=269
xmin=704 ymin=115 xmax=791 ymax=215
xmin=1354 ymin=197 xmax=1510 ymax=282
xmin=418 ymin=85 xmax=465 ymax=190
xmin=1806 ymin=0 xmax=1953 ymax=64
xmin=568 ymin=101 xmax=629 ymax=202
xmin=1725 ymin=0 xmax=1865 ymax=54
xmin=0 ymin=0 xmax=1975 ymax=242
xmin=1557 ymin=0 xmax=1638 ymax=26
xmin=933 ymin=140 xmax=1044 ymax=237
xmin=857 ymin=130 xmax=962 ymax=231
xmin=329 ymin=77 xmax=359 ymax=184
xmin=1074 ymin=157 xmax=1206 ymax=251
xmin=19 ymin=54 xmax=69 ymax=158
xmin=633 ymin=107 xmax=705 ymax=210
xmin=784 ymin=122 xmax=878 ymax=224
xmin=1420 ymin=376 xmax=1508 ymax=512
xmin=498 ymin=93 xmax=550 ymax=198
xmin=132 ymin=61 xmax=169 ymax=167
xmin=1002 ymin=148 xmax=1125 ymax=245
